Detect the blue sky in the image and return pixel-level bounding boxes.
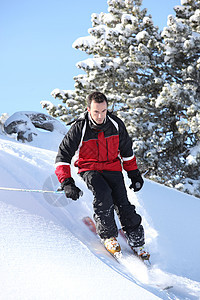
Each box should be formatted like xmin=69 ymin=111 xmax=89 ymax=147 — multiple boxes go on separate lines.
xmin=1 ymin=0 xmax=180 ymax=116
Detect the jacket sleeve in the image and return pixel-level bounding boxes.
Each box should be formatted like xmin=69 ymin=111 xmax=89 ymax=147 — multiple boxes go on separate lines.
xmin=118 ymin=119 xmax=138 ymax=172
xmin=55 ymin=121 xmax=83 ymax=183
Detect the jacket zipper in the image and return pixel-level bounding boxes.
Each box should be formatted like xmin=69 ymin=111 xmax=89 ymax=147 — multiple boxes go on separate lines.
xmin=96 ymin=140 xmax=99 ymax=159
xmin=106 ymin=139 xmax=108 ymax=161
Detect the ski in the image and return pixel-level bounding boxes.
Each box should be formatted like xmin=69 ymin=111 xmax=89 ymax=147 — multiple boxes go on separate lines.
xmin=82 ymin=216 xmax=173 ymax=291
xmin=82 ymin=216 xmax=150 ymax=263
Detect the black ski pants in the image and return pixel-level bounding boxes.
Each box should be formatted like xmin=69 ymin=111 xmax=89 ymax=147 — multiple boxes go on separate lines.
xmin=81 ymin=170 xmax=142 ymax=240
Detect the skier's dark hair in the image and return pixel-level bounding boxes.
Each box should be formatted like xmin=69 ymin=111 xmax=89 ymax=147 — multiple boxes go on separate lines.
xmin=87 ymin=92 xmax=108 ymax=108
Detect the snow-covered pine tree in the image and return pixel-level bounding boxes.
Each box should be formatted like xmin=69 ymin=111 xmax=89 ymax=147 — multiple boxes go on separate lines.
xmin=156 ymin=0 xmax=200 ymax=197
xmin=41 ymin=0 xmax=165 ymax=170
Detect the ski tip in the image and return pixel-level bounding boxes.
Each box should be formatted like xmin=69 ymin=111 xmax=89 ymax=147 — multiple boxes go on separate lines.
xmin=156 ymin=284 xmax=173 ymax=291
xmin=162 ymin=285 xmax=173 ymax=291
xmin=82 ymin=216 xmax=97 ymax=234
xmin=114 ymin=251 xmax=122 ymax=260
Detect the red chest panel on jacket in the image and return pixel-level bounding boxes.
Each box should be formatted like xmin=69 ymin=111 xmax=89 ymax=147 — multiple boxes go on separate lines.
xmin=79 ymin=131 xmax=119 ymax=162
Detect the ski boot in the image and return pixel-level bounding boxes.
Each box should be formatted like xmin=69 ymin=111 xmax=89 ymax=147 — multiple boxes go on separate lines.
xmin=131 ymin=245 xmax=150 ymax=261
xmin=104 ymin=237 xmax=122 ymax=258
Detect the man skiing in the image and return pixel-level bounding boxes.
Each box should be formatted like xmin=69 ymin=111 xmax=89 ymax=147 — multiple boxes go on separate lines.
xmin=55 ymin=91 xmax=149 ymax=259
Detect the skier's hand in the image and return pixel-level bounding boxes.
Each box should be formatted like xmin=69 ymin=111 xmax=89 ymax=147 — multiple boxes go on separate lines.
xmin=128 ymin=169 xmax=144 ymax=192
xmin=61 ymin=177 xmax=83 ymax=200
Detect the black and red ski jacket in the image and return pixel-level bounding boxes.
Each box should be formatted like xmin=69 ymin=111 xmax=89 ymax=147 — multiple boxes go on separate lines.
xmin=55 ymin=111 xmax=138 ymax=183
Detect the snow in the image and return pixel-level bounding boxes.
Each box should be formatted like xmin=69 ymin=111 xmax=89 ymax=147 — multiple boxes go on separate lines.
xmin=143 ymin=16 xmax=153 ymax=26
xmin=136 ymin=30 xmax=149 ymax=42
xmin=121 ymin=13 xmax=137 ymax=25
xmin=190 ymin=9 xmax=200 ymax=24
xmin=0 ymin=131 xmax=200 ymax=299
xmin=72 ymin=35 xmax=97 ymax=50
xmin=181 ymin=0 xmax=189 ymax=5
xmin=76 ymin=57 xmax=122 ymax=73
xmin=186 ymin=142 xmax=200 ymax=166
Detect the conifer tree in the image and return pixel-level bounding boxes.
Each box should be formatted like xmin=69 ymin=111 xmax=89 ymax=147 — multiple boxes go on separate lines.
xmin=157 ymin=0 xmax=200 ymax=196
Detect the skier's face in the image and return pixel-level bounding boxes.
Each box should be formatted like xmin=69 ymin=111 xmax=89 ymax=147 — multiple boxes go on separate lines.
xmin=87 ymin=100 xmax=107 ymax=124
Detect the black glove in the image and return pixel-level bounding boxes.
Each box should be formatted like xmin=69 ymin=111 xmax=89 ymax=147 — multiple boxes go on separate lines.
xmin=128 ymin=169 xmax=144 ymax=192
xmin=61 ymin=177 xmax=83 ymax=200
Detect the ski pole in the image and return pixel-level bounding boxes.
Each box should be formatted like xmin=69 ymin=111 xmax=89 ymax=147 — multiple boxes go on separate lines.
xmin=0 ymin=187 xmax=64 ymax=194
xmin=142 ymin=170 xmax=149 ymax=176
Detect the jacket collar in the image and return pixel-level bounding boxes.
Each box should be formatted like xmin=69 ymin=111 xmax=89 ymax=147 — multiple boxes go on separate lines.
xmin=87 ymin=112 xmax=108 ymax=132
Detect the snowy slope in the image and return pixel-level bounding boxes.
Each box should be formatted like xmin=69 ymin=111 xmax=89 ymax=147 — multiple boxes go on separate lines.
xmin=0 ymin=134 xmax=200 ymax=300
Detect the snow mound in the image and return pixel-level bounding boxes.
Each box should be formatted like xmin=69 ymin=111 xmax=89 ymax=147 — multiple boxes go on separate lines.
xmin=3 ymin=111 xmax=67 ymax=150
